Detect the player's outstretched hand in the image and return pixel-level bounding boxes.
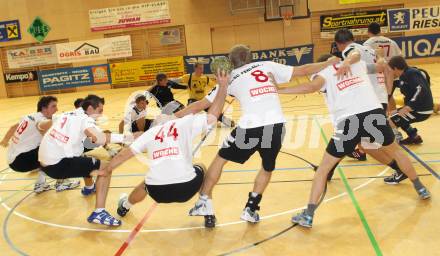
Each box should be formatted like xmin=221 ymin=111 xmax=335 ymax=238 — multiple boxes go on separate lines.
xmin=398 ymin=105 xmax=412 ymax=118
xmin=335 ymin=62 xmax=352 ymax=80
xmin=216 ymin=70 xmax=230 ymax=88
xmin=326 ymin=56 xmax=341 ymax=65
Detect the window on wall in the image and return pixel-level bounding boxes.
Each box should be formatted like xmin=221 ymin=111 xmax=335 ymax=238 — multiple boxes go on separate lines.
xmin=105 ymin=25 xmax=187 ymax=88
xmin=0 ymin=39 xmax=72 ymax=98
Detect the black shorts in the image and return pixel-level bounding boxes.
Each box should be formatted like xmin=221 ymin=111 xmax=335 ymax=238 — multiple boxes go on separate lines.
xmin=131 ymin=119 xmax=153 ymax=132
xmin=145 ymin=165 xmax=204 ymax=203
xmin=219 ymin=123 xmax=285 ymax=172
xmin=382 ymin=103 xmax=388 ymax=112
xmin=397 ymin=108 xmax=431 ymax=124
xmin=41 ymin=156 xmax=101 ymax=179
xmin=326 ymin=108 xmax=395 ymax=158
xmin=9 ymin=147 xmax=40 ymax=172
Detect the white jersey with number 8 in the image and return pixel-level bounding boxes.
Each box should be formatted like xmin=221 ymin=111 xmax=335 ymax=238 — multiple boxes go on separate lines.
xmin=205 ymin=61 xmax=293 ymax=129
xmin=130 ymin=113 xmax=209 ymax=185
xmin=7 ymin=112 xmax=46 ymax=164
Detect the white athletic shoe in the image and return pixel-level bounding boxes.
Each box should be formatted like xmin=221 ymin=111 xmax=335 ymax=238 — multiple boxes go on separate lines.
xmin=33 ymin=182 xmax=52 ymax=194
xmin=188 ymin=201 xmax=209 ymax=216
xmin=55 ymin=179 xmax=80 ymax=192
xmin=240 ymin=207 xmax=260 ymax=223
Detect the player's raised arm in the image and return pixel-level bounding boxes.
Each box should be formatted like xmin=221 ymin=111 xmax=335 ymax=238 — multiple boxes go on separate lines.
xmin=278 ymin=75 xmax=325 ymax=95
xmin=292 ymin=56 xmax=340 ymax=78
xmin=207 ymin=71 xmax=229 ymax=126
xmin=334 ymin=49 xmax=361 ymax=80
xmin=36 ymin=120 xmax=53 ymax=135
xmin=0 ymin=123 xmax=19 ymax=147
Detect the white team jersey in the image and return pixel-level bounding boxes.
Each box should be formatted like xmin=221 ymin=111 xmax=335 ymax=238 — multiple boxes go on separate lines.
xmin=205 ymin=61 xmax=293 ymax=128
xmin=7 ymin=112 xmax=47 ymax=164
xmin=343 ymin=43 xmax=388 ymax=104
xmin=123 ymin=107 xmax=147 ymax=132
xmin=39 ymin=108 xmax=98 ymax=166
xmin=314 ymin=61 xmax=382 ymax=125
xmin=130 ymin=114 xmax=208 ymax=185
xmin=363 ymin=36 xmax=402 ymax=62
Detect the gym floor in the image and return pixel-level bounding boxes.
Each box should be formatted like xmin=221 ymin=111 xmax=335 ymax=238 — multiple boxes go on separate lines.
xmin=0 ymin=64 xmax=438 ymax=255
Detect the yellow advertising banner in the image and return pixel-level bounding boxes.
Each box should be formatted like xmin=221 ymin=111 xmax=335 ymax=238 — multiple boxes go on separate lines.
xmin=110 ymin=56 xmax=184 ymax=84
xmin=339 ymin=0 xmax=379 ymax=4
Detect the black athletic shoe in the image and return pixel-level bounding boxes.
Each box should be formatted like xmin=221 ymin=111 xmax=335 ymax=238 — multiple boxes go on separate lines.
xmin=384 ymin=171 xmax=408 ymax=185
xmin=400 ymin=135 xmax=423 ymax=145
xmin=117 ymin=194 xmax=130 ymax=217
xmin=347 ymin=149 xmax=367 ymax=161
xmin=204 ymin=215 xmax=216 ymax=228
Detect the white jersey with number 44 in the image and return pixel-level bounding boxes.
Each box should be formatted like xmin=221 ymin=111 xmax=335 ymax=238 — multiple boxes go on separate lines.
xmin=206 ymin=61 xmax=293 ymax=129
xmin=39 ymin=109 xmax=98 ymax=166
xmin=7 ymin=112 xmax=47 ymax=164
xmin=130 ymin=114 xmax=209 ymax=185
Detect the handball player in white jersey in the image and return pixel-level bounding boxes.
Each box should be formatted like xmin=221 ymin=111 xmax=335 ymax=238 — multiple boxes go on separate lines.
xmin=0 ymin=96 xmax=79 ymax=193
xmin=363 ymin=22 xmax=402 ymax=62
xmin=101 ymin=70 xmax=230 ymax=218
xmin=176 ymin=45 xmax=339 ymax=227
xmin=39 ymin=94 xmax=135 ymax=226
xmin=277 ymin=52 xmax=431 ymax=228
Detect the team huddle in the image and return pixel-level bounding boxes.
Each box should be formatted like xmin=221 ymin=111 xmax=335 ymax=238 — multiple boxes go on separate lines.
xmin=0 ymin=22 xmax=435 ymax=228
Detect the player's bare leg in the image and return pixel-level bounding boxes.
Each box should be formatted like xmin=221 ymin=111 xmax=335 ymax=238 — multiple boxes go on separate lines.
xmin=117 ymin=181 xmax=148 ymax=217
xmin=189 ymin=155 xmax=227 ymax=228
xmin=363 ymin=147 xmax=408 ymax=184
xmin=292 ymin=152 xmax=340 ymax=228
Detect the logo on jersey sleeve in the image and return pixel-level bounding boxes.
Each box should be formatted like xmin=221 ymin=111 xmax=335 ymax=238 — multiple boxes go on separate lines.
xmin=336 ymin=77 xmax=363 ymax=91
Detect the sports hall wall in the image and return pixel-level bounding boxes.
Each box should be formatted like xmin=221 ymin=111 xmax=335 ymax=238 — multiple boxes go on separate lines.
xmin=0 ymin=0 xmax=438 ymax=98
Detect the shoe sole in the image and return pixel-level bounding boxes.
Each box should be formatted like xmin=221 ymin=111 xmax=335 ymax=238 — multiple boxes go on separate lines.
xmin=240 ymin=214 xmax=259 ymax=223
xmin=87 ymin=218 xmax=121 ymax=227
xmin=291 ymin=219 xmax=312 ymax=228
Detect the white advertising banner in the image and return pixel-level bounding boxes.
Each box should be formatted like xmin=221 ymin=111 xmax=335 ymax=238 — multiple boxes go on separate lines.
xmin=56 ymin=35 xmax=132 ymax=63
xmin=7 ymin=44 xmax=58 ymax=69
xmin=89 ymin=1 xmax=171 ymax=32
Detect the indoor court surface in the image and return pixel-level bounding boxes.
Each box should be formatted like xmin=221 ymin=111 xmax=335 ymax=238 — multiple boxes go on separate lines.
xmin=0 ymin=64 xmax=438 ymax=255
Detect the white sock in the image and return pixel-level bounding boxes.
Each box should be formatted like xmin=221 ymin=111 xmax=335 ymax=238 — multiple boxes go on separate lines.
xmin=94 ymin=208 xmax=105 ymax=213
xmin=205 ymin=199 xmax=215 ymax=215
xmin=123 ymin=200 xmax=133 ymax=209
xmin=36 ymin=171 xmax=46 ymax=184
xmin=251 ymin=192 xmax=259 ymax=197
xmin=85 ymin=184 xmax=95 ymax=189
xmin=199 ymin=194 xmax=209 ymax=201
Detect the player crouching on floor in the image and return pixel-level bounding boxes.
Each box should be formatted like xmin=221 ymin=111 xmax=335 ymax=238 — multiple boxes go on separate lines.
xmin=100 ymin=69 xmax=230 ymax=219
xmin=277 ymin=51 xmax=431 ymax=228
xmin=0 ymin=96 xmax=79 ymax=193
xmin=38 ymin=94 xmax=136 ymax=227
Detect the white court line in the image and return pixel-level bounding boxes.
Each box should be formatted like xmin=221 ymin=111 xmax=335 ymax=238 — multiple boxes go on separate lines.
xmin=0 ymin=168 xmax=390 ymax=233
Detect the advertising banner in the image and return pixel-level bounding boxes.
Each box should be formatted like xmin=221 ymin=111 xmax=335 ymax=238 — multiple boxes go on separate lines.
xmin=6 ymin=44 xmax=58 ymax=69
xmin=0 ymin=20 xmax=21 ymax=42
xmin=4 ymin=71 xmax=38 ymax=83
xmin=388 ymin=6 xmax=440 ymax=32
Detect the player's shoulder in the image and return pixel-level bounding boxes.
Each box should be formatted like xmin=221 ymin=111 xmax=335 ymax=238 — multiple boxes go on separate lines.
xmin=26 ymin=112 xmax=44 ymax=122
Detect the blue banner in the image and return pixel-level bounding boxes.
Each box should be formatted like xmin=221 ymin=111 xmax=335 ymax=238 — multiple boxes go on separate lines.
xmin=184 ymin=44 xmax=314 ymax=74
xmin=38 ymin=64 xmax=111 ymax=91
xmin=0 ymin=20 xmax=21 ymax=42
xmin=388 ymin=6 xmax=440 ymax=32
xmin=394 ymin=33 xmax=440 ymax=59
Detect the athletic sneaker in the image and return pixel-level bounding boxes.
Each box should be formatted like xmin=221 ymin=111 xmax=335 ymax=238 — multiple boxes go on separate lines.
xmin=347 ymin=149 xmax=367 ymax=161
xmin=204 ymin=215 xmax=216 ymax=228
xmin=400 ymin=135 xmax=423 ymax=145
xmin=33 ymin=182 xmax=52 ymax=194
xmin=240 ymin=207 xmax=260 ymax=223
xmin=291 ymin=210 xmax=313 ymax=228
xmin=417 ymin=187 xmax=431 ymax=200
xmin=384 ymin=171 xmax=408 ymax=184
xmin=189 ymin=201 xmax=209 ymax=216
xmin=117 ymin=194 xmax=130 ymax=217
xmin=81 ymin=184 xmax=96 ymax=196
xmin=220 ymin=116 xmax=235 ymax=128
xmin=55 ymin=179 xmax=80 ymax=192
xmin=87 ymin=210 xmax=121 ymax=227
xmin=394 ymin=130 xmax=404 ymax=142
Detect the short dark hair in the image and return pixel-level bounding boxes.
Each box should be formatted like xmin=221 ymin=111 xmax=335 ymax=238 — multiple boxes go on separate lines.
xmin=74 ymin=98 xmax=84 ymax=108
xmin=368 ymin=22 xmax=381 ymax=35
xmin=82 ymin=94 xmax=105 ymax=111
xmin=156 ymin=73 xmax=167 ymax=82
xmin=135 ymin=95 xmax=148 ymax=104
xmin=334 ymin=28 xmax=354 ymax=44
xmin=37 ymin=96 xmax=57 ymax=112
xmin=388 ymin=56 xmax=408 ymax=70
xmin=194 ymin=62 xmax=204 ymax=69
xmin=317 ymin=54 xmax=334 ymax=63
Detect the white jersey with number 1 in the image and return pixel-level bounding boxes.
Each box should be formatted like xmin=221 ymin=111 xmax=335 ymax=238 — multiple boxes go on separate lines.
xmin=130 ymin=113 xmax=209 ymax=185
xmin=7 ymin=112 xmax=47 ymax=164
xmin=342 ymin=43 xmax=388 ymax=104
xmin=39 ymin=108 xmax=98 ymax=166
xmin=205 ymin=61 xmax=293 ymax=129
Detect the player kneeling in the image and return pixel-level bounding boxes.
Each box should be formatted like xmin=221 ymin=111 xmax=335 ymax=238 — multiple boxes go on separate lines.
xmin=39 ymin=95 xmax=135 ymax=226
xmin=101 ymin=71 xmax=230 ymax=218
xmin=278 ymin=53 xmax=431 ymax=228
